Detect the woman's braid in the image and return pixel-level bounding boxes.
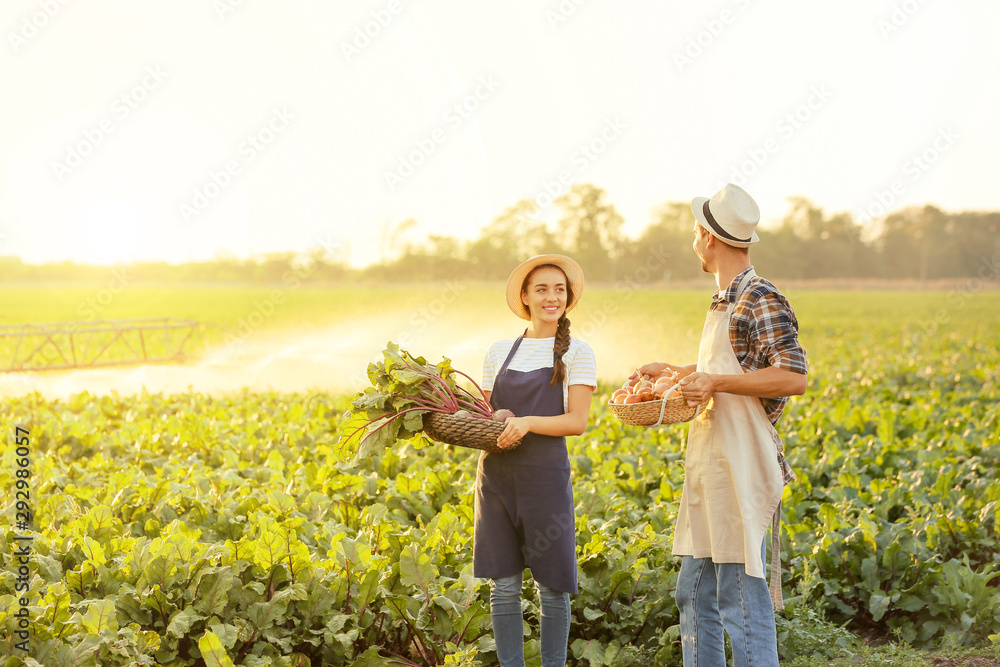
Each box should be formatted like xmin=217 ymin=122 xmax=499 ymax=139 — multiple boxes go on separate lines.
xmin=551 ymin=312 xmax=571 ymax=386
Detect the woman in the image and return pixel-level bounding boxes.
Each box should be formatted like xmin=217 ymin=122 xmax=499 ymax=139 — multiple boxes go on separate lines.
xmin=476 ymin=254 xmax=596 ymax=667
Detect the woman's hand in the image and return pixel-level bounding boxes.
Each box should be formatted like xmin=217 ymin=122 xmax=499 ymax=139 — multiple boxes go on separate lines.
xmin=497 ymin=416 xmax=532 ymax=449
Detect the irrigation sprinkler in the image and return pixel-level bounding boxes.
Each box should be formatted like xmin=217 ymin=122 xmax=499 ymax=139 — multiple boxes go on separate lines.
xmin=0 ymin=318 xmax=200 ymax=372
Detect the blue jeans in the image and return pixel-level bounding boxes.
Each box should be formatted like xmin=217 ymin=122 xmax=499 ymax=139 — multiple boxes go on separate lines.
xmin=675 ymin=540 xmax=779 ymax=667
xmin=489 ymin=572 xmax=571 ymax=667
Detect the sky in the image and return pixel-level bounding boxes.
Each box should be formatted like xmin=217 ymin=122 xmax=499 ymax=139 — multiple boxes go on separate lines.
xmin=2 ymin=0 xmax=999 ymax=268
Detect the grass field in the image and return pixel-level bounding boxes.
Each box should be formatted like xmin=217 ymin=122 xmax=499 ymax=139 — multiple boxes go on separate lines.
xmin=1 ymin=282 xmax=998 ymax=665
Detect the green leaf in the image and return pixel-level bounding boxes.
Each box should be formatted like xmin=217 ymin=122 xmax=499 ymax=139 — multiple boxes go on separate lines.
xmin=572 ymin=638 xmax=608 ymax=665
xmin=81 ymin=599 xmax=118 ymax=635
xmin=399 ymin=543 xmax=439 ymax=600
xmin=433 ymin=594 xmax=460 ymax=613
xmin=167 ymin=606 xmax=204 ymax=638
xmin=85 ymin=504 xmax=115 ymax=536
xmin=81 ymin=536 xmax=106 ymax=567
xmin=253 ymin=526 xmax=289 ymax=572
xmin=198 ymin=630 xmax=236 ymax=667
xmin=208 ymin=623 xmax=240 ymax=650
xmin=349 ymin=648 xmax=393 ymax=667
xmin=354 ymin=570 xmax=381 ymax=613
xmin=392 ymin=368 xmax=429 ymax=385
xmin=858 ymin=510 xmax=879 ymax=553
xmin=403 ymin=409 xmax=424 ymax=432
xmin=868 ymin=590 xmax=892 ymax=622
xmin=194 ymin=569 xmax=237 ymax=616
xmin=860 ymin=555 xmax=879 ymax=591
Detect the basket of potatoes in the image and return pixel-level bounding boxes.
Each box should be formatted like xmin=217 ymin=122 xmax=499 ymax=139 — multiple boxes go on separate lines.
xmin=608 ymin=370 xmax=705 ymax=426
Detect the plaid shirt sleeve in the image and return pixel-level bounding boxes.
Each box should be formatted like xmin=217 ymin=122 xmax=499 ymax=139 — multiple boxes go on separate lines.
xmin=745 ymin=291 xmax=808 ymax=376
xmin=746 ymin=287 xmax=805 ymax=485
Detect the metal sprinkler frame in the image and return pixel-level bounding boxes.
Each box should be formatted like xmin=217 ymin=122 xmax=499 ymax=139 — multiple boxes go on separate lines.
xmin=0 ymin=318 xmax=200 ymax=372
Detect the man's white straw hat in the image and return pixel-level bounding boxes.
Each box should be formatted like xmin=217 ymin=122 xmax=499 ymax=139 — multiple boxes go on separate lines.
xmin=504 ymin=254 xmax=585 ymax=320
xmin=691 ymin=183 xmax=761 ymax=248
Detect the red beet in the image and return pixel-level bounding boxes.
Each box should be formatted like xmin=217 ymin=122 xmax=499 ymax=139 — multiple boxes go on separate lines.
xmin=491 ymin=409 xmax=515 ymax=421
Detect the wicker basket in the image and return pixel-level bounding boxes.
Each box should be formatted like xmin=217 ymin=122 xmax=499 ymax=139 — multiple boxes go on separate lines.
xmin=608 ymin=394 xmax=705 ymax=427
xmin=422 ymin=412 xmax=523 ymax=454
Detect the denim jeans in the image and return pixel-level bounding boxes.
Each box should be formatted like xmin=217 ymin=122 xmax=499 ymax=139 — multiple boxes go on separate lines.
xmin=489 ymin=572 xmax=571 ymax=667
xmin=675 ymin=540 xmax=779 ymax=667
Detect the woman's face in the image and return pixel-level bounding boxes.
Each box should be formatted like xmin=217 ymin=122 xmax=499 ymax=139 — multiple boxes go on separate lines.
xmin=521 ymin=266 xmax=568 ymax=324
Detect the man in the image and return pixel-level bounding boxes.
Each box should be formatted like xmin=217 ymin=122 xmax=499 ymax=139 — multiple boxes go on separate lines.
xmin=638 ymin=183 xmax=807 ymax=666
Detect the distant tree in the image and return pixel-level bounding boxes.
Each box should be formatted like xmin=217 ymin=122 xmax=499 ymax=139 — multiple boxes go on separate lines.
xmin=253 ymin=252 xmax=296 ymax=283
xmin=380 ymin=218 xmax=420 ymax=264
xmin=5 ymin=190 xmax=998 ymax=286
xmin=466 ymin=199 xmax=561 ymax=280
xmin=755 ymin=198 xmax=875 ymax=279
xmin=947 ymin=212 xmax=1000 ymax=281
xmin=627 ymin=201 xmax=699 ymax=282
xmin=373 ymin=234 xmax=468 ymax=282
xmin=874 ymin=205 xmax=976 ymax=280
xmin=555 ymin=184 xmax=626 ymax=283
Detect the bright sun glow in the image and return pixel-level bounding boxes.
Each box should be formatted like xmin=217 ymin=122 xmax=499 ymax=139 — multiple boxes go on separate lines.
xmin=77 ymin=198 xmax=145 ymax=265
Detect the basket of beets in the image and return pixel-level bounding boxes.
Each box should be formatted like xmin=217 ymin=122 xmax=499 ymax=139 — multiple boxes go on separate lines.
xmin=338 ymin=342 xmax=521 ymax=461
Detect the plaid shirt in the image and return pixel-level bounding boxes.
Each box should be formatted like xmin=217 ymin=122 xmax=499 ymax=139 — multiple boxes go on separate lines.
xmin=710 ymin=267 xmax=807 ymax=484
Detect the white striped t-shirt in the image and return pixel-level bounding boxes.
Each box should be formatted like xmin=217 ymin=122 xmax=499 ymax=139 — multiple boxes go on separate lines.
xmin=482 ymin=336 xmax=598 ymax=411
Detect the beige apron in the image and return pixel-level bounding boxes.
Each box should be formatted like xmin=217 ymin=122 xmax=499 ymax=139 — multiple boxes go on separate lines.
xmin=672 ymin=269 xmax=785 ymax=607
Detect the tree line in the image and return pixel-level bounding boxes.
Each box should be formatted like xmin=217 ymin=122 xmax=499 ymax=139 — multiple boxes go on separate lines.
xmin=3 ymin=183 xmax=998 ymax=284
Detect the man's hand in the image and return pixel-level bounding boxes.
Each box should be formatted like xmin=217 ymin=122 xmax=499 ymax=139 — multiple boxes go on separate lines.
xmin=678 ymin=372 xmax=717 ymax=407
xmin=629 ymin=361 xmax=679 ymax=380
xmin=631 ymin=362 xmax=696 ymax=382
xmin=629 ymin=363 xmax=661 ymax=380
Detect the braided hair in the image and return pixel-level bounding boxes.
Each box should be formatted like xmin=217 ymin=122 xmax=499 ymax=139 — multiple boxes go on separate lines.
xmin=520 ymin=264 xmax=574 ymax=386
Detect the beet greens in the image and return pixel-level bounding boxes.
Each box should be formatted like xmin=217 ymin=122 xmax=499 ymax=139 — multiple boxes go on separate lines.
xmin=338 ymin=342 xmax=493 ymax=462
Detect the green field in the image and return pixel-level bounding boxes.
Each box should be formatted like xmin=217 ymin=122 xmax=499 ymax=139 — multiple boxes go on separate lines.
xmin=1 ymin=284 xmax=999 ymax=666
xmin=3 ymin=282 xmax=998 ymax=387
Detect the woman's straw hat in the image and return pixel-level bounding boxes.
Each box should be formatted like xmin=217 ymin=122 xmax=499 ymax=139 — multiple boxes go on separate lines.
xmin=504 ymin=254 xmax=585 ymax=320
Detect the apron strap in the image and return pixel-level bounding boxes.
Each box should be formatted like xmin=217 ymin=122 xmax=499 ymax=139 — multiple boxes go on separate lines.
xmin=730 ymin=269 xmax=785 ymax=608
xmin=497 ymin=334 xmax=525 ymax=375
xmin=769 ymin=501 xmax=783 ymax=609
xmin=497 ymin=331 xmax=559 ymax=377
xmin=725 ymin=268 xmax=757 ymax=315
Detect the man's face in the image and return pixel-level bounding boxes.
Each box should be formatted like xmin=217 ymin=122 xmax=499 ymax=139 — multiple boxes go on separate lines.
xmin=692 ymin=223 xmax=711 ymax=273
